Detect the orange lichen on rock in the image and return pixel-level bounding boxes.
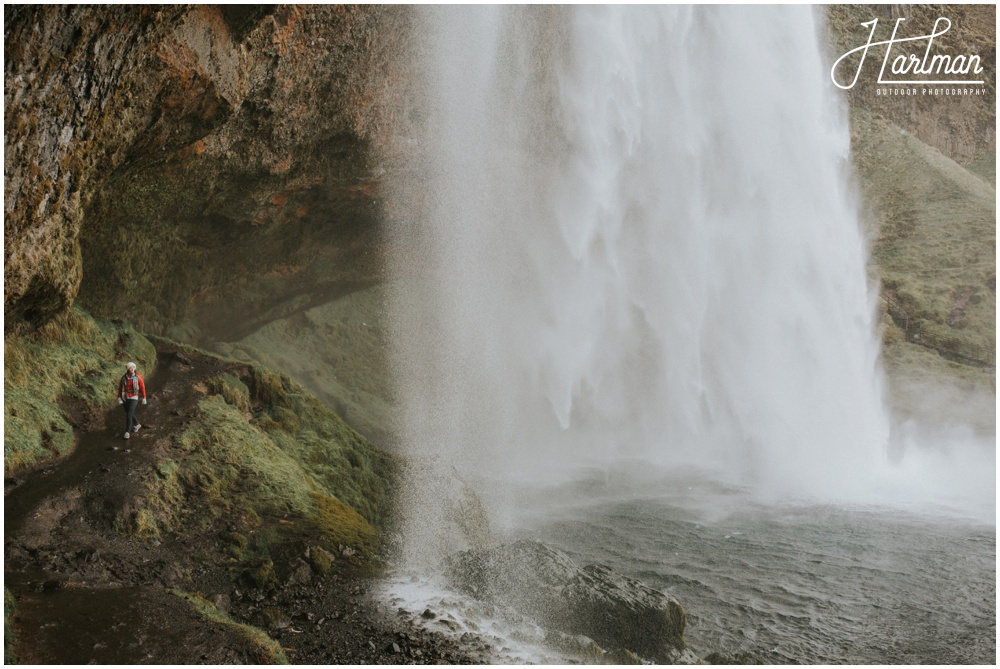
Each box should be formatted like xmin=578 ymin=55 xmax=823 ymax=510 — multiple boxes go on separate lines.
xmin=176 ymin=140 xmax=207 ymax=159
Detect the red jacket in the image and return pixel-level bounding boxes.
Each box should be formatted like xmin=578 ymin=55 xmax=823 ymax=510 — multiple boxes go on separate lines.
xmin=118 ymin=372 xmax=146 ymax=400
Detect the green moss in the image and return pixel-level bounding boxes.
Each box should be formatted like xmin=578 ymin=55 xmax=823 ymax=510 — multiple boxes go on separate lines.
xmin=246 ymin=371 xmax=396 ymax=526
xmin=209 ymin=284 xmax=398 ymax=446
xmin=185 ymin=396 xmax=316 ymax=513
xmin=224 ymin=531 xmax=250 ymax=560
xmin=3 ymin=386 xmax=76 ymax=473
xmin=136 ymin=373 xmax=394 ymax=546
xmin=255 ymin=405 xmax=299 ymax=434
xmin=249 ymin=366 xmax=291 ymax=409
xmin=169 ymin=590 xmax=288 ymax=664
xmin=306 ymin=545 xmax=333 ymax=575
xmin=133 ymin=508 xmax=160 ymax=540
xmin=4 ymin=306 xmax=156 ymax=475
xmin=309 ymin=493 xmax=379 ymax=555
xmin=206 ymin=372 xmax=251 ymax=414
xmin=4 ymin=588 xmax=16 ymax=664
xmin=243 ymin=559 xmax=279 ymax=591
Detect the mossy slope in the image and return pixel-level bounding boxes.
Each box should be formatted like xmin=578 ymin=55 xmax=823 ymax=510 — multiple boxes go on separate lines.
xmin=133 ymin=343 xmax=394 ymax=558
xmin=4 ymin=306 xmax=156 ymax=475
xmin=209 ymin=283 xmax=396 ymax=447
xmin=851 ymin=108 xmax=995 ymax=427
xmin=853 ymin=109 xmax=995 ymax=364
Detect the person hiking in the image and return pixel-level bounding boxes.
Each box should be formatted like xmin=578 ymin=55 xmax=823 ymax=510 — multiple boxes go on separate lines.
xmin=117 ymin=361 xmax=147 ymax=439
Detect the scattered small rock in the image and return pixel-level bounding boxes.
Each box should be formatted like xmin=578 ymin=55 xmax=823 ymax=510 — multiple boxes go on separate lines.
xmin=286 ymin=558 xmax=312 ymax=587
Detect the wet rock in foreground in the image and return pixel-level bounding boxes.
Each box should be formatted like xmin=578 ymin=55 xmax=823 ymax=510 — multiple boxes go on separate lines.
xmin=444 ymin=539 xmax=698 ymax=663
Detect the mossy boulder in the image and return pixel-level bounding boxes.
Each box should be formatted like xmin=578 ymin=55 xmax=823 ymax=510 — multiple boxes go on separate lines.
xmin=244 ymin=559 xmax=279 ymax=592
xmin=306 ymin=546 xmax=335 ymax=575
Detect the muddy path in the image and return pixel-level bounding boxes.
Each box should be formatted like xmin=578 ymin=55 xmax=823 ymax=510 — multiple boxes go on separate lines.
xmin=4 ymin=348 xmax=274 ymax=663
xmin=4 ymin=343 xmax=485 ymax=664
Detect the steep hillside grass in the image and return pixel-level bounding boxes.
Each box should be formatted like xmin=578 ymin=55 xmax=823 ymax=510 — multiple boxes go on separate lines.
xmin=883 ymin=342 xmax=995 ymax=434
xmin=4 ymin=306 xmax=156 ymax=474
xmin=853 ymin=109 xmax=995 ymax=369
xmin=132 ymin=346 xmax=394 ymax=559
xmin=209 ymin=283 xmax=397 ymax=447
xmin=4 ymin=305 xmax=395 ymax=562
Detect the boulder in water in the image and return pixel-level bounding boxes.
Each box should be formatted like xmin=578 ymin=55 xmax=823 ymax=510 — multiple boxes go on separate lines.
xmin=445 ymin=539 xmax=697 ymax=663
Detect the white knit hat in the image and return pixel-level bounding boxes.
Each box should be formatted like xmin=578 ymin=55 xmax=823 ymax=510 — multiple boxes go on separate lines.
xmin=126 ymin=362 xmax=137 ymax=369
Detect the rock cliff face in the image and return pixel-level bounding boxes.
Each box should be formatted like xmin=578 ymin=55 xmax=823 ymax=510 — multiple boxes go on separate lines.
xmin=6 ymin=5 xmax=181 ymax=335
xmin=5 ymin=5 xmax=412 ymax=340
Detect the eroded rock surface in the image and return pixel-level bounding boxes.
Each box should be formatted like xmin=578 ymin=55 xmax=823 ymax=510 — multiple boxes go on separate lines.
xmin=5 ymin=5 xmax=413 ymax=339
xmin=445 ymin=539 xmax=698 ymax=663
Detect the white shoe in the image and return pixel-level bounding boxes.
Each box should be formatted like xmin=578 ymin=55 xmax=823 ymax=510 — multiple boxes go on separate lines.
xmin=124 ymin=432 xmax=131 ymax=439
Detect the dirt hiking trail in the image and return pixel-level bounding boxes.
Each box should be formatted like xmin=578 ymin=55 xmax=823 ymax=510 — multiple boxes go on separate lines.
xmin=4 ymin=343 xmax=484 ymax=664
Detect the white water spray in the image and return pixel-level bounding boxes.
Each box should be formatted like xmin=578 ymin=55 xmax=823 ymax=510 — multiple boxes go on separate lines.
xmin=386 ymin=5 xmax=987 ymax=568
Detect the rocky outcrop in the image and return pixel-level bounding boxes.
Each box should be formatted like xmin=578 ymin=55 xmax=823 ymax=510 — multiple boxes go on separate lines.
xmin=445 ymin=540 xmax=698 ymax=664
xmin=5 ymin=6 xmax=183 ymax=335
xmin=5 ymin=5 xmax=413 ymax=339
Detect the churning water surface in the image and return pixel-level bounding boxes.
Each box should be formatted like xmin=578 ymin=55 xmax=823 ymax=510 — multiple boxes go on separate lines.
xmin=506 ymin=471 xmax=996 ymax=664
xmin=383 ymin=467 xmax=996 ymax=664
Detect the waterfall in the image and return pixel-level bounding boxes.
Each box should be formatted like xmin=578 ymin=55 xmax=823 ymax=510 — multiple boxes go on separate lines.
xmin=388 ymin=5 xmax=895 ymax=564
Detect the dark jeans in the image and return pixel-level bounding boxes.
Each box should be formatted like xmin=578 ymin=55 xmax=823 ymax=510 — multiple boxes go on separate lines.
xmin=123 ymin=398 xmax=140 ymax=434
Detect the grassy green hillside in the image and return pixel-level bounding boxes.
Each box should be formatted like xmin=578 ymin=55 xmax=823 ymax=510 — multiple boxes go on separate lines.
xmin=4 ymin=307 xmax=397 ymax=557
xmin=4 ymin=307 xmax=156 ymax=474
xmin=851 ymin=109 xmax=995 ymax=430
